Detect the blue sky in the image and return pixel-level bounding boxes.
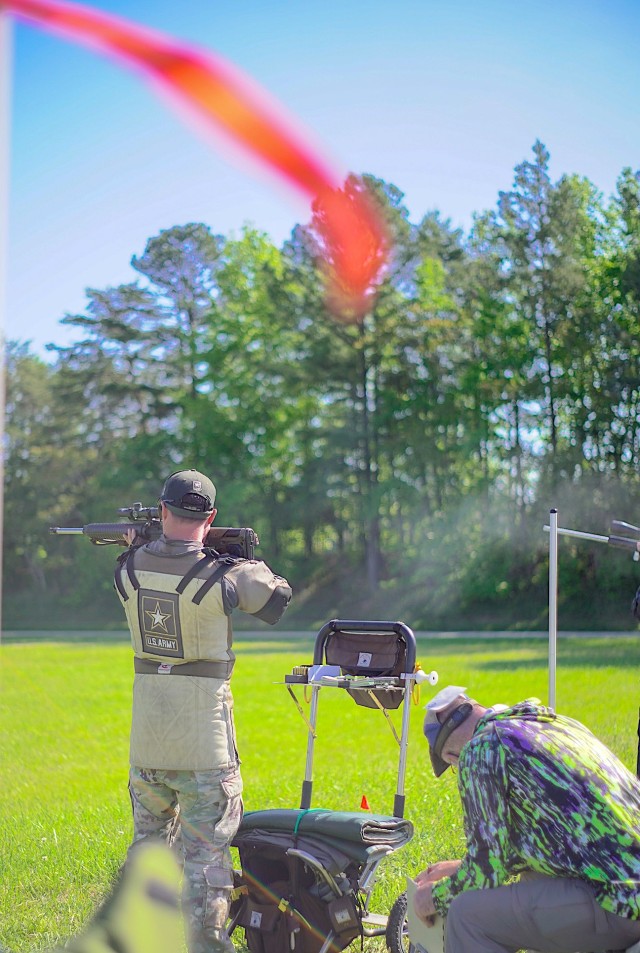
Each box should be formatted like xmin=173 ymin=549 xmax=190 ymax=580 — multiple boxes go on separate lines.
xmin=5 ymin=0 xmax=640 ymax=357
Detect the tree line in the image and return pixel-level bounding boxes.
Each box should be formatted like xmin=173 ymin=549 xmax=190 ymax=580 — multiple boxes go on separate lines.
xmin=4 ymin=141 xmax=640 ymax=631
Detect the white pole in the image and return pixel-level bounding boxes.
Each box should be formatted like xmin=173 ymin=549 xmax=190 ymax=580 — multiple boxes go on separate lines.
xmin=0 ymin=12 xmax=12 ymax=644
xmin=548 ymin=508 xmax=558 ymax=708
xmin=544 ymin=525 xmax=609 ymax=545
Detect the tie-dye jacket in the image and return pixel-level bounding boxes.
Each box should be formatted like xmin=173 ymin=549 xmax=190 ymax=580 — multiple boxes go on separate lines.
xmin=431 ymin=700 xmax=640 ymax=918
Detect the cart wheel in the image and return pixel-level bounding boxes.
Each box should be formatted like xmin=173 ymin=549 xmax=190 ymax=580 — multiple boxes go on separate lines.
xmin=386 ymin=892 xmax=416 ymax=953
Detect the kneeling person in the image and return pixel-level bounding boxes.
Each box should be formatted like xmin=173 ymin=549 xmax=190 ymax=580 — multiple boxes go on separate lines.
xmin=414 ymin=685 xmax=640 ymax=953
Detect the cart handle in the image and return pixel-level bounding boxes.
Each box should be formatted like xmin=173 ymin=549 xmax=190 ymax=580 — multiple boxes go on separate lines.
xmin=312 ymin=619 xmax=417 ymax=676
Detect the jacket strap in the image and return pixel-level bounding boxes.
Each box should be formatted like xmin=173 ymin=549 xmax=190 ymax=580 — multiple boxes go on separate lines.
xmin=192 ymin=557 xmax=238 ymax=606
xmin=175 ymin=551 xmax=216 ymax=594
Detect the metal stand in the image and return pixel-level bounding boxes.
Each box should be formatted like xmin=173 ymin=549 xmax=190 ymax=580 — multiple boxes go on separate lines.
xmin=545 ymin=511 xmax=616 ymax=707
xmin=543 ymin=512 xmax=639 ymax=738
xmin=548 ymin=509 xmax=558 ymax=708
xmin=288 ymin=619 xmax=429 ymax=818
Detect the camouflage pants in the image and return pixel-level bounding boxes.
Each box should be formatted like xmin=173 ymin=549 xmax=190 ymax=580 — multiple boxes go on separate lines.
xmin=128 ymin=765 xmax=243 ymax=953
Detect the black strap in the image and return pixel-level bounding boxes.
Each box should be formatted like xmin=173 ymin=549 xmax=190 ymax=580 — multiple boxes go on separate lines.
xmin=133 ymin=657 xmax=234 ymax=678
xmin=192 ymin=557 xmax=238 ymax=606
xmin=114 ymin=549 xmax=133 ymax=601
xmin=175 ymin=550 xmax=217 ymax=594
xmin=126 ymin=547 xmax=140 ymax=591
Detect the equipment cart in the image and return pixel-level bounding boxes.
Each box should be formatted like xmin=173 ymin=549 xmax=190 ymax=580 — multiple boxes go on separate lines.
xmin=228 ymin=619 xmax=438 ymax=953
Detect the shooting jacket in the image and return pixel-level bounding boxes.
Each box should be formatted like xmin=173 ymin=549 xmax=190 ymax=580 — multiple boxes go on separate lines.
xmin=431 ymin=701 xmax=640 ymax=919
xmin=115 ymin=536 xmax=291 ymax=771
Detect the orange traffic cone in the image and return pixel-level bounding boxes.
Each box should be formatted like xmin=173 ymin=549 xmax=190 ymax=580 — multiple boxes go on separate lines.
xmin=360 ymin=794 xmax=371 ymax=811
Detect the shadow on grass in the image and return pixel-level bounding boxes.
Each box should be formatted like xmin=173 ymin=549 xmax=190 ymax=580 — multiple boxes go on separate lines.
xmin=1 ymin=629 xmax=131 ymax=644
xmin=471 ymin=639 xmax=640 ymax=671
xmin=3 ymin=632 xmax=639 ymax=672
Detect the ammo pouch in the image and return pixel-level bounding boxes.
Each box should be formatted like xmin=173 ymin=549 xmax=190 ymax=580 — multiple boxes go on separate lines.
xmin=327 ymin=894 xmax=360 ymax=934
xmin=236 ymin=888 xmax=292 ymax=953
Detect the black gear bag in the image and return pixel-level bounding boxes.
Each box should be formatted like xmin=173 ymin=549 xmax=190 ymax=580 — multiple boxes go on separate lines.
xmin=230 ymin=827 xmax=363 ymax=953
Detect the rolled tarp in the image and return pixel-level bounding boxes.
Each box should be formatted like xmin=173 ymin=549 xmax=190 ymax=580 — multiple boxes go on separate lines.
xmin=239 ymin=808 xmax=413 ymax=849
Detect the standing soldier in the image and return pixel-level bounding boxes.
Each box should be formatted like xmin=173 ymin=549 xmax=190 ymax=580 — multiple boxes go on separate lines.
xmin=115 ymin=469 xmax=292 ymax=953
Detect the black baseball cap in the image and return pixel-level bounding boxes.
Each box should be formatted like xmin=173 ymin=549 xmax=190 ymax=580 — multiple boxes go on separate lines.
xmin=160 ymin=469 xmax=216 ymax=520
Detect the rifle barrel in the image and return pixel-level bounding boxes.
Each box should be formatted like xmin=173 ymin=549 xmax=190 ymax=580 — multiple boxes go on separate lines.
xmin=608 ymin=534 xmax=640 ymax=552
xmin=49 ymin=524 xmax=134 ymax=543
xmin=543 ymin=525 xmax=609 ymax=544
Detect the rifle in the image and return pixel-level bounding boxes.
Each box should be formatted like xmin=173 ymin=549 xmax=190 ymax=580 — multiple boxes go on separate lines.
xmin=49 ymin=502 xmax=259 ymax=560
xmin=544 ymin=517 xmax=640 ymax=560
xmin=609 ymin=520 xmax=640 ymax=559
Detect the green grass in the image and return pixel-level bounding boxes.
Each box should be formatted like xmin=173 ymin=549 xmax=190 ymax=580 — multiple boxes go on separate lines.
xmin=2 ymin=634 xmax=640 ymax=952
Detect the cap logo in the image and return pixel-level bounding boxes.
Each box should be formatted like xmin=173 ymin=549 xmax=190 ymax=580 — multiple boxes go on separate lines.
xmin=193 ymin=480 xmax=202 ymax=490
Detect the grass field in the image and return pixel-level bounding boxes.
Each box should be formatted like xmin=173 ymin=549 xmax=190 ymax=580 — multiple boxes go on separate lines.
xmin=2 ymin=632 xmax=640 ymax=952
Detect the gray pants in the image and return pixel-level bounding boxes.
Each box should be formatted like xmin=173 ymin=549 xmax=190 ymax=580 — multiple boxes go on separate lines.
xmin=128 ymin=765 xmax=243 ymax=953
xmin=445 ymin=876 xmax=640 ymax=953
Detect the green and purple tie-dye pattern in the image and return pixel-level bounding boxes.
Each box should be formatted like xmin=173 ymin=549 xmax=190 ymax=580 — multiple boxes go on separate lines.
xmin=431 ymin=700 xmax=640 ymax=918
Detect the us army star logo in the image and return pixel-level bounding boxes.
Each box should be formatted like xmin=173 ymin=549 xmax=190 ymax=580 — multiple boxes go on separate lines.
xmin=145 ymin=601 xmax=171 ymax=631
xmin=138 ymin=589 xmax=184 ymax=658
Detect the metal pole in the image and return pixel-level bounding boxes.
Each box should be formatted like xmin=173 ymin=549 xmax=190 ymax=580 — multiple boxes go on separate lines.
xmin=548 ymin=509 xmax=558 ymax=708
xmin=301 ymin=684 xmax=320 ymax=809
xmin=0 ymin=11 xmax=12 ymax=644
xmin=543 ymin=525 xmax=609 ymax=545
xmin=393 ymin=680 xmax=413 ymax=819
